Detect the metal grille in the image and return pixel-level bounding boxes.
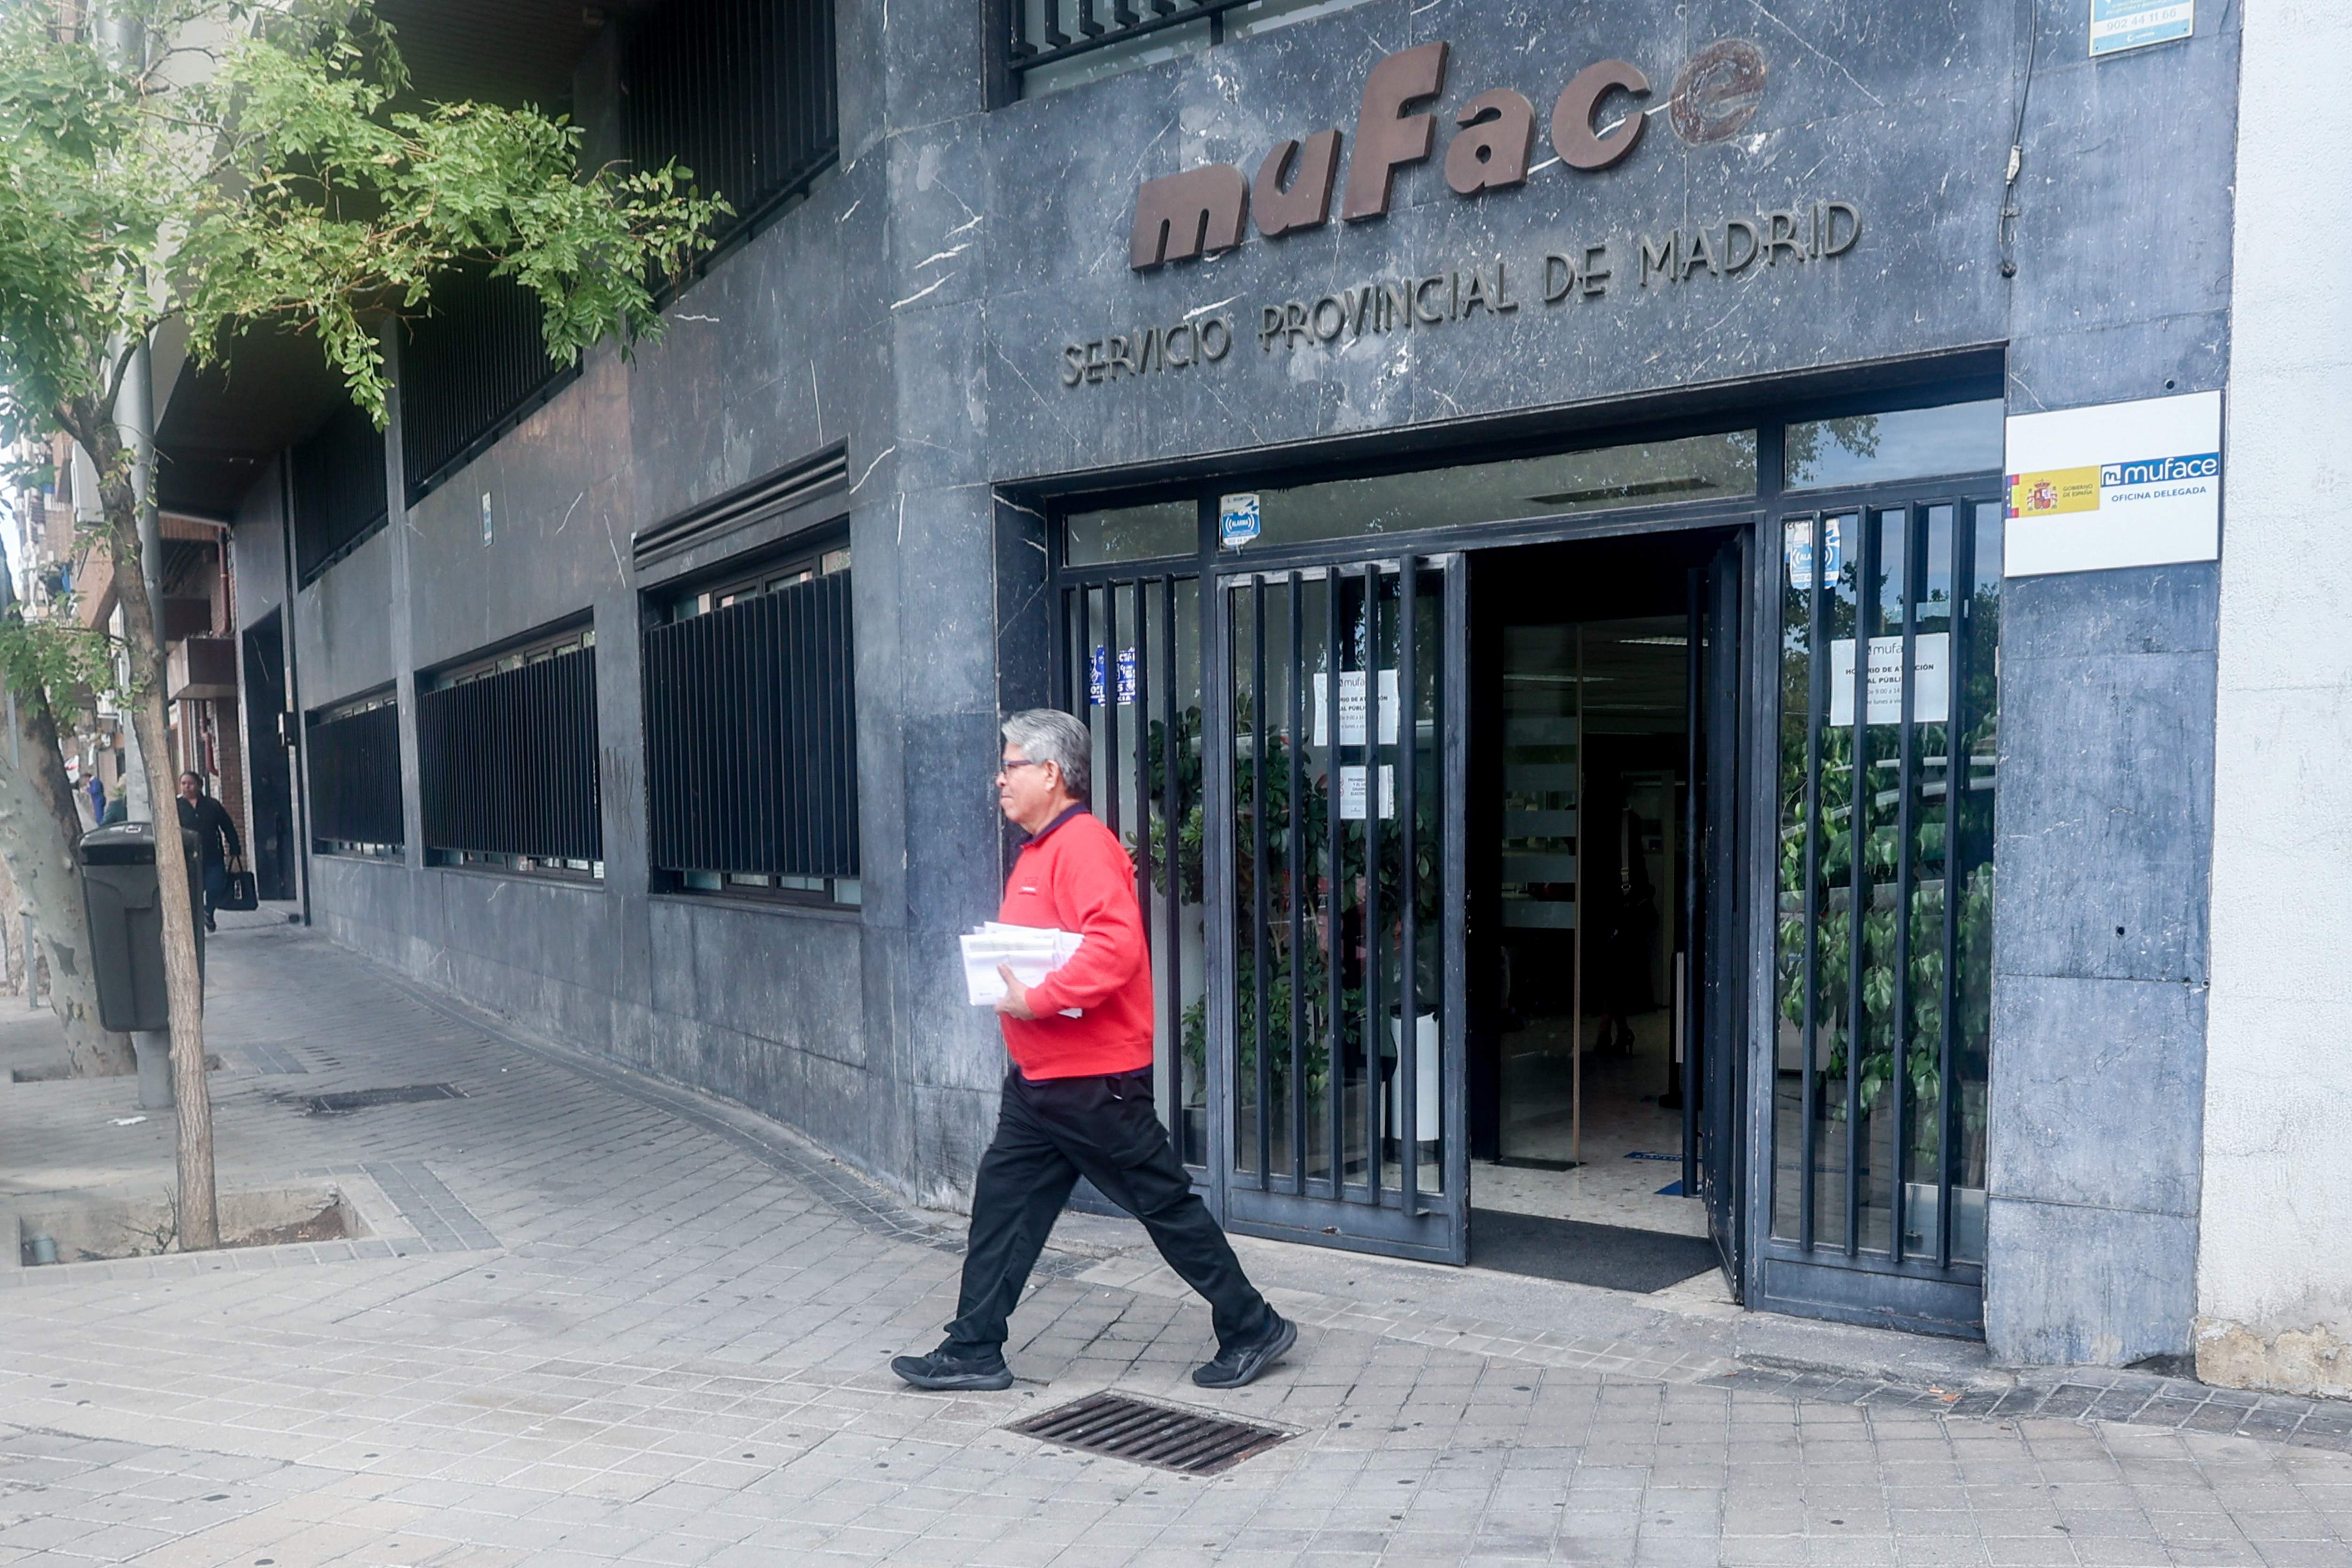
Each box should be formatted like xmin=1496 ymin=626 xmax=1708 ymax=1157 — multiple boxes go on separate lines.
xmin=644 ymin=568 xmax=858 ymax=881
xmin=397 ymin=262 xmax=576 ymax=505
xmin=1059 ymin=571 xmax=1206 ymax=1165
xmin=1770 ymin=494 xmax=2002 ymax=1274
xmin=1005 ymin=0 xmax=1255 ymax=77
xmin=624 ymin=0 xmax=839 ymax=247
xmin=306 ymin=700 xmax=404 ymax=852
xmin=291 ymin=401 xmax=387 ymax=585
xmin=418 ymin=645 xmax=603 ymax=866
xmin=1223 ymin=563 xmax=1450 ymax=1215
xmin=1006 ymin=1393 xmax=1288 ymax=1473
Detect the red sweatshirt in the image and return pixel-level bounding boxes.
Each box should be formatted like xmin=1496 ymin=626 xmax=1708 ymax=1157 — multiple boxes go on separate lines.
xmin=998 ymin=807 xmax=1154 ymax=1080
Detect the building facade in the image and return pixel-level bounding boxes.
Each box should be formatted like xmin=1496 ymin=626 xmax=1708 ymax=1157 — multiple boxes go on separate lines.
xmin=166 ymin=0 xmax=2349 ymax=1383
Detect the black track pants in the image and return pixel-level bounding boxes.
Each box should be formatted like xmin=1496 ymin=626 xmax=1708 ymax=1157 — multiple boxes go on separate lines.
xmin=946 ymin=1067 xmax=1271 ymax=1354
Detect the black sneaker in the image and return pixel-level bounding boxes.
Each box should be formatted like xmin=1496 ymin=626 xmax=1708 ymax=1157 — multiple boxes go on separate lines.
xmin=1192 ymin=1312 xmax=1296 ymax=1389
xmin=890 ymin=1345 xmax=1013 ymax=1392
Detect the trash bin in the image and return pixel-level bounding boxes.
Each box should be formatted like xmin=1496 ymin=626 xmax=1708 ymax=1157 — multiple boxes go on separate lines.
xmin=79 ymin=822 xmax=203 ymax=1034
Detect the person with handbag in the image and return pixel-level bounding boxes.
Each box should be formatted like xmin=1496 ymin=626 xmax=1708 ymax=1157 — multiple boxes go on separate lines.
xmin=175 ymin=772 xmax=244 ymax=933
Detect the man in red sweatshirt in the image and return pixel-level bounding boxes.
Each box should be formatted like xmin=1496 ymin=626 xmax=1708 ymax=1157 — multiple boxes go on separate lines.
xmin=891 ymin=708 xmax=1295 ymax=1393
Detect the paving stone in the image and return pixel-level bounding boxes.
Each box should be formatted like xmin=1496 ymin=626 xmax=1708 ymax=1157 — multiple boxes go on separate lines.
xmin=0 ymin=927 xmax=2347 ymax=1566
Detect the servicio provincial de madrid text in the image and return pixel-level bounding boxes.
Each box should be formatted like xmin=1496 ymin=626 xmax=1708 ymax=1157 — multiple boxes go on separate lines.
xmin=1059 ymin=201 xmax=1860 ymax=389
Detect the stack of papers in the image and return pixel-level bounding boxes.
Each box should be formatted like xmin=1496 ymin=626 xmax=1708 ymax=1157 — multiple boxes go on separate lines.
xmin=960 ymin=922 xmax=1084 ymax=1012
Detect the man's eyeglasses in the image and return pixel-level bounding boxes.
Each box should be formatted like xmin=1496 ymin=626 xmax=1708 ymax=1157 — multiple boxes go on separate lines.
xmin=997 ymin=759 xmax=1049 ymax=777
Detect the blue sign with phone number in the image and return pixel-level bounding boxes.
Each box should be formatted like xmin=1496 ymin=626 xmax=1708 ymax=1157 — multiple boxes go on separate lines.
xmin=2090 ymin=0 xmax=2192 ymax=57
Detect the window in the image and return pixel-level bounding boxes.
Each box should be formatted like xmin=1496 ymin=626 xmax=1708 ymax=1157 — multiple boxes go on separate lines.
xmin=395 ymin=0 xmax=842 ymax=505
xmin=291 ymin=401 xmax=388 ymax=584
xmin=1058 ymin=431 xmax=1759 ymax=567
xmin=1008 ymin=0 xmax=1378 ymax=99
xmin=1784 ymin=400 xmax=2005 ymax=492
xmin=623 ymin=0 xmax=840 ymax=248
xmin=644 ymin=534 xmax=859 ymax=905
xmin=398 ymin=262 xmax=578 ymax=506
xmin=307 ymin=692 xmax=403 ymax=857
xmin=1248 ymin=433 xmax=1757 ymax=549
xmin=1064 ymin=500 xmax=1197 ymax=567
xmin=418 ymin=625 xmax=604 ymax=878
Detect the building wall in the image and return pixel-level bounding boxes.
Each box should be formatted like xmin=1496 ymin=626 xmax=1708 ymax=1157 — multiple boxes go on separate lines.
xmin=1978 ymin=10 xmax=2238 ymax=1367
xmin=232 ymin=0 xmax=2247 ymax=1358
xmin=2196 ymin=0 xmax=2352 ymax=1398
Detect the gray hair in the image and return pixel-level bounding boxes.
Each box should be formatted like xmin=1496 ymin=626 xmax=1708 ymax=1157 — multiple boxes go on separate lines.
xmin=1001 ymin=708 xmax=1091 ymax=800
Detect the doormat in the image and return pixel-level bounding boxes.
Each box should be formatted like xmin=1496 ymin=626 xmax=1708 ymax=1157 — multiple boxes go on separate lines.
xmin=1470 ymin=1208 xmax=1722 ymax=1293
xmin=1492 ymin=1155 xmax=1581 ymax=1172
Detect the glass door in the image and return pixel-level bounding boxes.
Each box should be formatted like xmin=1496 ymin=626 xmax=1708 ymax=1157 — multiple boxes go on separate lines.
xmin=1211 ymin=556 xmax=1468 ymax=1263
xmin=1691 ymin=535 xmax=1746 ymax=1284
xmin=1759 ymin=492 xmax=2002 ymax=1334
xmin=1061 ymin=571 xmax=1209 ymax=1164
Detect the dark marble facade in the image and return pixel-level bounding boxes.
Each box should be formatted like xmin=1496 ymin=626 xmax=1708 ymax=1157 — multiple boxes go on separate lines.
xmin=228 ymin=0 xmax=2241 ymax=1361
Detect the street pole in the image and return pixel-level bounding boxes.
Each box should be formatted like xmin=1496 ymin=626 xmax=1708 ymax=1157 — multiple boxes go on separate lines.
xmin=112 ymin=340 xmax=175 ymax=1109
xmin=116 ymin=340 xmax=160 ymax=823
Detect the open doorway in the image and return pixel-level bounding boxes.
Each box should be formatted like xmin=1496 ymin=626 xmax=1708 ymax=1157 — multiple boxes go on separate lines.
xmin=1467 ymin=530 xmax=1739 ymax=1293
xmin=241 ymin=612 xmax=298 ymax=902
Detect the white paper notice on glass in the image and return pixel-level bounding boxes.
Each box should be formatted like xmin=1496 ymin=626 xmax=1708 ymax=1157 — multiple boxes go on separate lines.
xmin=1313 ymin=670 xmax=1400 ymax=747
xmin=1338 ymin=764 xmax=1397 ymax=820
xmin=1829 ymin=632 xmax=1949 ymax=726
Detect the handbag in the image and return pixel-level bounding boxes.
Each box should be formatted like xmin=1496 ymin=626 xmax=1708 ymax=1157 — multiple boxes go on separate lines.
xmin=215 ymin=859 xmax=259 ymax=912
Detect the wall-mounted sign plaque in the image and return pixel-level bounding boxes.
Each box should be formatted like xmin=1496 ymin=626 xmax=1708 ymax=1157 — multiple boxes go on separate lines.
xmin=2003 ymin=390 xmax=2223 ymax=576
xmin=2090 ymin=0 xmax=2192 ymax=57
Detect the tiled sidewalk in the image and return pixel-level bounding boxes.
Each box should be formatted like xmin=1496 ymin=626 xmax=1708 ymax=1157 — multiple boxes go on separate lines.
xmin=0 ymin=921 xmax=2346 ymax=1567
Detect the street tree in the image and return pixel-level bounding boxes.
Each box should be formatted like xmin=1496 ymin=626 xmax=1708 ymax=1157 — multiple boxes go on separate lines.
xmin=0 ymin=0 xmax=725 ymax=1247
xmin=0 ymin=554 xmax=135 ymax=1080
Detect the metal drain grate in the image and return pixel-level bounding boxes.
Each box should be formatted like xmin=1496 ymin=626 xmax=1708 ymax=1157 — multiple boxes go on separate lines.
xmin=306 ymin=1083 xmax=466 ymax=1114
xmin=1006 ymin=1392 xmax=1289 ymax=1474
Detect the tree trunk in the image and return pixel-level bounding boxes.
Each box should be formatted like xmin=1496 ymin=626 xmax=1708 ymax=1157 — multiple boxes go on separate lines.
xmin=0 ymin=674 xmax=136 ymax=1077
xmin=69 ymin=398 xmax=218 ymax=1249
xmin=126 ymin=675 xmax=214 ymax=1247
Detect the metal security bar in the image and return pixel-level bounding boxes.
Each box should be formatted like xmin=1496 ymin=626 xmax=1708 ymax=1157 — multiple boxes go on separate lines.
xmin=1059 ymin=571 xmax=1206 ymax=1163
xmin=1222 ymin=561 xmax=1447 ymax=1217
xmin=307 ymin=698 xmax=403 ymax=853
xmin=398 ymin=263 xmax=578 ymax=505
xmin=418 ymin=645 xmax=602 ymax=870
xmin=644 ymin=568 xmax=858 ymax=890
xmin=291 ymin=401 xmax=387 ymax=585
xmin=1006 ymin=0 xmax=1255 ymax=76
xmin=1771 ymin=493 xmax=2001 ymax=1274
xmin=624 ymin=0 xmax=840 ymax=246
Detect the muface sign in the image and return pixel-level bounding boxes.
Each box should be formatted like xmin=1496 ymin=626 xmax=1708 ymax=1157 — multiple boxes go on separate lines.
xmin=1130 ymin=40 xmax=1763 ymax=269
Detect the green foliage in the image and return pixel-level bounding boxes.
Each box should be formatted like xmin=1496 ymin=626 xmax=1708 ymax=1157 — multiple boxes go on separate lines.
xmin=0 ymin=0 xmax=728 ymax=451
xmin=0 ymin=612 xmax=118 ymax=708
xmin=1160 ymin=716 xmax=1444 ymax=1113
xmin=183 ymin=9 xmax=729 ymax=425
xmin=0 ymin=0 xmax=182 ymax=438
